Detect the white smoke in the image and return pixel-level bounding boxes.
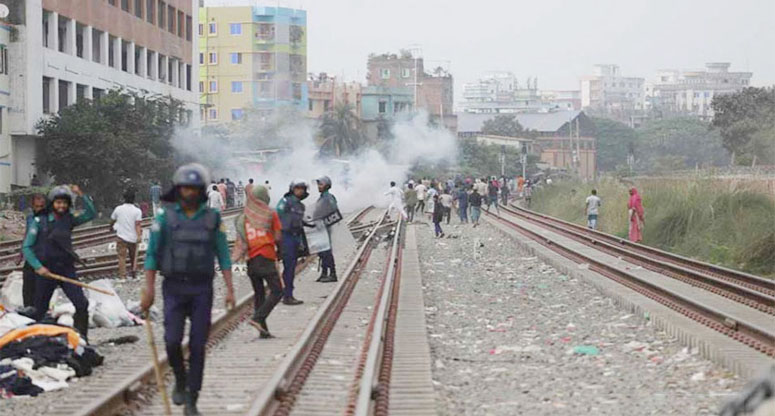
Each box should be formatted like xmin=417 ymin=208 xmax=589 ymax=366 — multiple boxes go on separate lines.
xmin=172 ymin=110 xmax=457 ymax=213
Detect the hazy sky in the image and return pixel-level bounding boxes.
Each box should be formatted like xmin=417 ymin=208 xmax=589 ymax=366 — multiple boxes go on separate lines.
xmin=289 ymin=0 xmax=774 ymax=101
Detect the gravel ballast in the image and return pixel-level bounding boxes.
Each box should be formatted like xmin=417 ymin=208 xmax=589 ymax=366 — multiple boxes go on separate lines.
xmin=415 ymin=220 xmax=746 ymax=415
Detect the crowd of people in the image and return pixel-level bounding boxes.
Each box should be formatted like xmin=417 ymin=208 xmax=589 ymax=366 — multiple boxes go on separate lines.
xmin=385 ymin=175 xmax=536 ymax=237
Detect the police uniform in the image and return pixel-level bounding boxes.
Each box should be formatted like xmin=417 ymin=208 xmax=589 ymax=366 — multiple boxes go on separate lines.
xmin=276 ymin=181 xmax=308 ymax=304
xmin=22 ymin=187 xmax=95 ymax=338
xmin=313 ymin=176 xmax=339 ymax=283
xmin=143 ymin=164 xmax=231 ymax=415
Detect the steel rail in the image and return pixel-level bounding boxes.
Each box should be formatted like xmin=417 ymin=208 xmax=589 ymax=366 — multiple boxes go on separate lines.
xmin=486 ymin=210 xmax=775 ymax=357
xmin=245 ymin=211 xmax=389 ymax=416
xmin=354 ymin=217 xmax=403 ymax=415
xmin=499 ymin=204 xmax=775 ymax=314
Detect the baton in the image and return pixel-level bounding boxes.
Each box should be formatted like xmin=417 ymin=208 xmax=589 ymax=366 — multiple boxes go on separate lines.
xmin=144 ymin=310 xmax=172 ymax=416
xmin=41 ymin=271 xmax=115 ymax=296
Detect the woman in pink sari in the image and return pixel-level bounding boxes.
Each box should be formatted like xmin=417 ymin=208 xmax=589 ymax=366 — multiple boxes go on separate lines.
xmin=628 ymin=187 xmax=645 ymax=242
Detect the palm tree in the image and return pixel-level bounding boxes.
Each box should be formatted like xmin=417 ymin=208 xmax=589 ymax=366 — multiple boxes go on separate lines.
xmin=319 ymin=103 xmax=365 ymax=157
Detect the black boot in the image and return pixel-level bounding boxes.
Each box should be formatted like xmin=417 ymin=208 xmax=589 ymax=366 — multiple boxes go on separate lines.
xmin=316 ymin=270 xmax=328 ymax=282
xmin=73 ymin=310 xmax=89 ymax=344
xmin=172 ymin=372 xmax=187 ymax=406
xmin=184 ymin=391 xmax=201 ymax=416
xmin=320 ymin=272 xmax=337 ymax=283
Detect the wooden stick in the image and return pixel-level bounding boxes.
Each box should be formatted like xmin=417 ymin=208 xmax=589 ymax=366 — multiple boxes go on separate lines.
xmin=145 ymin=310 xmax=172 ymax=416
xmin=42 ymin=271 xmax=115 ymax=296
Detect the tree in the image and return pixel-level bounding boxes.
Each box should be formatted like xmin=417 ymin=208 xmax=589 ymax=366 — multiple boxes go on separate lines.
xmin=481 ymin=114 xmax=528 ymax=137
xmin=711 ymin=87 xmax=775 ymax=164
xmin=636 ymin=117 xmax=728 ymax=171
xmin=36 ymin=89 xmax=185 ymax=211
xmin=590 ymin=117 xmax=638 ymax=172
xmin=319 ymin=103 xmax=366 ymax=157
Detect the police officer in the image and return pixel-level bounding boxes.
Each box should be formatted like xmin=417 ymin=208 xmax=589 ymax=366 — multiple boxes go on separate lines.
xmin=313 ymin=176 xmax=339 ymax=283
xmin=277 ymin=179 xmax=310 ymax=305
xmin=15 ymin=193 xmax=47 ymax=308
xmin=22 ymin=185 xmax=95 ymax=338
xmin=140 ymin=163 xmax=235 ymax=416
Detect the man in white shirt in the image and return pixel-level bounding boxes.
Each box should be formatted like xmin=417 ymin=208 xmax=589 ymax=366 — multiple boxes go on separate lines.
xmin=384 ymin=181 xmax=407 ymax=220
xmin=111 ymin=190 xmax=143 ymax=279
xmin=208 ymin=184 xmax=224 ymax=211
xmin=414 ymin=182 xmax=427 ymax=214
xmin=585 ymin=189 xmax=602 ymax=230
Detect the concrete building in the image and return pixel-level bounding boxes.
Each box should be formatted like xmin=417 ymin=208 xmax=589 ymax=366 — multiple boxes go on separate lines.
xmin=457 ymin=110 xmax=597 ymax=180
xmin=199 ymin=1 xmax=307 ymax=124
xmin=366 ymin=51 xmax=455 ymax=132
xmin=580 ymin=65 xmax=644 ymax=114
xmin=1 ymin=0 xmax=199 ymax=192
xmin=360 ymin=85 xmax=413 ymax=140
xmin=461 ymin=72 xmax=544 ymax=114
xmin=0 ymin=21 xmax=11 ymax=192
xmin=645 ymin=63 xmax=752 ymax=120
xmin=306 ymin=73 xmax=361 ymax=119
xmin=540 ymin=90 xmax=581 ymax=111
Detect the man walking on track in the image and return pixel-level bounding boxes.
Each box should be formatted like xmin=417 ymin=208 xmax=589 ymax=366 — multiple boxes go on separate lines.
xmin=23 ymin=185 xmax=95 ymax=340
xmin=585 ymin=189 xmax=602 ymax=230
xmin=232 ymin=184 xmax=283 ymax=338
xmin=141 ymin=163 xmax=235 ymax=416
xmin=111 ymin=190 xmax=142 ymax=279
xmin=384 ymin=181 xmax=407 ymax=220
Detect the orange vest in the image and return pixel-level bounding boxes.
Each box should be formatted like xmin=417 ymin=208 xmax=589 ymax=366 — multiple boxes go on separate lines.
xmin=245 ymin=220 xmax=275 ymax=259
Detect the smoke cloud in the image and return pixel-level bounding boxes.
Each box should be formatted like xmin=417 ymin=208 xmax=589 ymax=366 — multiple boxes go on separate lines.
xmin=172 ymin=110 xmax=457 ymax=212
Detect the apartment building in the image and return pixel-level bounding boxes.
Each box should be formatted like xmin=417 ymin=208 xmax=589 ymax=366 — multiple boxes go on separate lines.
xmin=199 ymin=1 xmax=307 ymax=124
xmin=1 ymin=0 xmax=198 ymax=191
xmin=580 ymin=64 xmax=644 ymax=113
xmin=646 ymin=63 xmax=752 ymax=119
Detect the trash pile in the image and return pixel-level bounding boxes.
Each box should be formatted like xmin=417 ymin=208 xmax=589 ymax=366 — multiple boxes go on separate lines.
xmin=0 ymin=274 xmax=143 ymax=398
xmin=0 ymin=210 xmax=27 ymax=241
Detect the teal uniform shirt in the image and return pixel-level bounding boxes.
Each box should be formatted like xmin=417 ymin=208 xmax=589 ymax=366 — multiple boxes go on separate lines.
xmin=22 ymin=195 xmax=96 ymax=270
xmin=144 ymin=202 xmax=231 ymax=272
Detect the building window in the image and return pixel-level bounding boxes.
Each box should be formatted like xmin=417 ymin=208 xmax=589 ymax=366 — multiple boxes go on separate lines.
xmin=167 ymin=6 xmax=175 ymax=33
xmin=198 ymin=24 xmax=203 ymax=36
xmin=231 ymin=81 xmax=242 ymax=93
xmin=209 ymin=81 xmax=217 ymax=92
xmin=186 ymin=16 xmax=192 ymax=41
xmin=42 ymin=77 xmax=51 ymax=114
xmin=135 ymin=0 xmax=143 ymax=18
xmin=158 ymin=1 xmax=165 ymax=29
xmin=229 ymin=23 xmax=242 ymax=35
xmin=146 ymin=0 xmax=154 ymax=23
xmin=209 ymin=108 xmax=218 ymax=120
xmin=108 ymin=0 xmax=116 ymax=5
xmin=230 ymin=52 xmax=241 ymax=64
xmin=199 ymin=81 xmax=204 ymax=92
xmin=0 ymin=45 xmax=8 ymax=75
xmin=378 ymin=101 xmax=387 ymax=113
xmin=121 ymin=0 xmax=130 ymax=12
xmin=231 ymin=109 xmax=243 ymax=120
xmin=401 ymin=68 xmax=410 ymax=78
xmin=209 ymin=22 xmax=217 ymax=34
xmin=209 ymin=52 xmax=217 ymax=64
xmin=381 ymin=69 xmax=390 ymax=79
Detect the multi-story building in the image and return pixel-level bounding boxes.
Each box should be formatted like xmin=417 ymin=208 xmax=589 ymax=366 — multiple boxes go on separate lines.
xmin=1 ymin=0 xmax=199 ymax=192
xmin=645 ymin=63 xmax=752 ymax=119
xmin=580 ymin=65 xmax=644 ymax=113
xmin=0 ymin=20 xmax=11 ymax=192
xmin=199 ymin=1 xmax=307 ymax=124
xmin=366 ymin=51 xmax=455 ymax=132
xmin=540 ymin=90 xmax=581 ymax=111
xmin=461 ymin=72 xmax=544 ymax=114
xmin=307 ymin=73 xmax=361 ymax=119
xmin=360 ymin=85 xmax=413 ymax=140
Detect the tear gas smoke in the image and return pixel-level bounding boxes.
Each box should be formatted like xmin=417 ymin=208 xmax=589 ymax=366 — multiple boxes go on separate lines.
xmin=172 ymin=110 xmax=457 ymax=213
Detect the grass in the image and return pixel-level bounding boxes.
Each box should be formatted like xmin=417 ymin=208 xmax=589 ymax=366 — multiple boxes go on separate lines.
xmin=530 ymin=177 xmax=775 ymax=277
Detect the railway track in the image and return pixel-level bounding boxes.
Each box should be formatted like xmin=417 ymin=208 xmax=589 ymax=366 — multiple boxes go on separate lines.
xmin=486 ymin=205 xmax=775 ymax=359
xmin=58 ymin=206 xmax=404 ymax=416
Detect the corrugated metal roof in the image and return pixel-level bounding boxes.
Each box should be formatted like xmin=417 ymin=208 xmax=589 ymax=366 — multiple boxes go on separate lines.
xmin=457 ymin=110 xmax=582 ymax=133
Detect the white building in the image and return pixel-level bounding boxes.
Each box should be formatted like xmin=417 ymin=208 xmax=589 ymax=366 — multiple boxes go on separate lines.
xmin=580 ymin=64 xmax=644 ymax=113
xmin=461 ymin=72 xmax=543 ymax=113
xmin=645 ymin=63 xmax=752 ymax=119
xmin=1 ymin=0 xmax=199 ymax=192
xmin=0 ymin=21 xmax=11 ymax=192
